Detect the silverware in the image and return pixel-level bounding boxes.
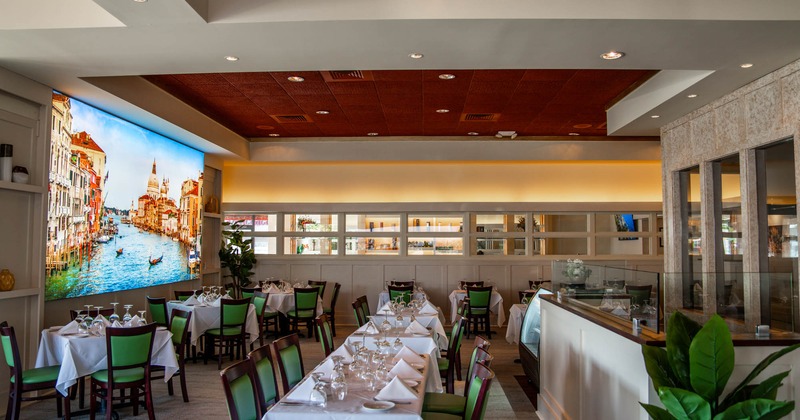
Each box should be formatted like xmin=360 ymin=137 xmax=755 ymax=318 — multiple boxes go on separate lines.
xmin=279 ymin=401 xmax=313 ymax=406
xmin=373 ymin=397 xmax=412 ymax=405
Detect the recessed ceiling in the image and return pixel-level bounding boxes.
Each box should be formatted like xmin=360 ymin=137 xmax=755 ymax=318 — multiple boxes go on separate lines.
xmin=144 ymin=69 xmax=655 ymax=139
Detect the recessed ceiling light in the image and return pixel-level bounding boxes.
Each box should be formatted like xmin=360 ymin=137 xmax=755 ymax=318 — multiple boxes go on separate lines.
xmin=568 ymin=132 xmax=580 ymax=136
xmin=438 ymin=74 xmax=456 ymax=80
xmin=467 ymin=132 xmax=479 ymax=136
xmin=435 ymin=109 xmax=450 ymax=113
xmin=287 ymin=76 xmax=305 ymax=82
xmin=268 ymin=133 xmax=280 ymax=137
xmin=601 ymin=51 xmax=625 ymax=60
xmin=224 ymin=55 xmax=239 ymax=62
xmin=408 ymin=53 xmax=424 ymax=59
xmin=651 ymin=115 xmax=660 ymax=119
xmin=687 ymin=94 xmax=698 ymax=98
xmin=315 ymin=110 xmax=330 ymax=115
xmin=740 ymin=63 xmax=754 ymax=69
xmin=367 ymin=132 xmax=379 ymax=136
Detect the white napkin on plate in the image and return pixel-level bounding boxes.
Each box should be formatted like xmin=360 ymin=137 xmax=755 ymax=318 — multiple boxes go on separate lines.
xmin=389 ymin=359 xmax=424 ymax=381
xmin=355 ymin=321 xmax=379 ymax=334
xmin=378 ymin=303 xmax=393 ymax=314
xmin=329 ymin=345 xmax=354 ymax=364
xmin=58 ymin=321 xmax=80 ymax=335
xmin=392 ymin=346 xmax=426 ymax=365
xmin=405 ymin=320 xmax=429 ymax=335
xmin=284 ymin=377 xmax=317 ymax=402
xmin=313 ymin=358 xmax=336 ymax=381
xmin=125 ymin=315 xmax=140 ymax=327
xmin=111 ymin=320 xmax=123 ymax=328
xmin=266 ymin=285 xmax=281 ymax=294
xmin=375 ymin=376 xmax=419 ymax=402
xmin=184 ymin=295 xmax=199 ymax=306
xmin=418 ymin=301 xmax=438 ymax=315
xmin=210 ymin=297 xmax=222 ymax=307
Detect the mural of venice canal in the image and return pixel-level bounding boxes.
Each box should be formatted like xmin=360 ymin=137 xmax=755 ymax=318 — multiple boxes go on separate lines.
xmin=45 ymin=219 xmax=198 ymax=300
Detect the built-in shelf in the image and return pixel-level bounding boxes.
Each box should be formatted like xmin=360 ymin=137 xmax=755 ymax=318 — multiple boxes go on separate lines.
xmin=0 ymin=180 xmax=45 ymax=194
xmin=204 ymin=212 xmax=221 ymax=219
xmin=0 ymin=287 xmax=40 ymax=300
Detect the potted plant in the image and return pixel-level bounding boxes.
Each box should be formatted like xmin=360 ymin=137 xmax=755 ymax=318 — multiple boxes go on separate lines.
xmin=219 ymin=220 xmax=256 ymax=296
xmin=641 ymin=311 xmax=799 ymax=419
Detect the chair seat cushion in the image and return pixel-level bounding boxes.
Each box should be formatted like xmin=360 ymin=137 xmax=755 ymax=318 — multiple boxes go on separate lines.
xmin=422 ymin=412 xmax=461 ymax=420
xmin=205 ymin=327 xmax=243 ymax=336
xmin=437 ymin=358 xmax=449 ymax=370
xmin=264 ymin=311 xmax=279 ymax=318
xmin=92 ymin=367 xmax=145 ymax=383
xmin=468 ymin=308 xmax=489 ymax=315
xmin=323 ymin=307 xmax=333 ymax=313
xmin=422 ymin=392 xmax=466 ymax=415
xmin=10 ymin=365 xmax=60 ymax=384
xmin=287 ymin=309 xmax=315 ymax=318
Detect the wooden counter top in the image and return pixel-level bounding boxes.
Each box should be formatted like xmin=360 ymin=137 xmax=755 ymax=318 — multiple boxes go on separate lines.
xmin=541 ymin=294 xmax=800 ymax=347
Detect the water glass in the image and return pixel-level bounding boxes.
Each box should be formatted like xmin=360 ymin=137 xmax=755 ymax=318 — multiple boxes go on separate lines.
xmin=122 ymin=305 xmax=133 ymax=324
xmin=331 ymin=379 xmax=347 ymax=401
xmin=109 ymin=302 xmax=120 ymax=323
xmin=138 ymin=310 xmax=147 ymax=326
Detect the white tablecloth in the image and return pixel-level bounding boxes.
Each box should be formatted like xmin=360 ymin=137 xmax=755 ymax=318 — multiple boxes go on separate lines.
xmin=505 ymin=303 xmax=528 ymax=344
xmin=264 ymin=292 xmax=324 ymax=317
xmin=371 ymin=306 xmax=448 ymax=350
xmin=35 ymin=328 xmax=179 ymax=396
xmin=166 ymin=301 xmax=261 ymax=346
xmin=448 ymin=289 xmax=506 ymax=326
xmin=377 ymin=291 xmax=428 ymax=309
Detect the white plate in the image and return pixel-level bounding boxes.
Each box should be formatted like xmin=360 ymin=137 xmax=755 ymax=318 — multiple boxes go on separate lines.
xmin=67 ymin=333 xmax=90 ymax=338
xmin=410 ymin=362 xmax=425 ymax=370
xmin=412 ymin=332 xmax=430 ymax=337
xmin=363 ymin=401 xmax=395 ymax=411
xmin=402 ymin=379 xmax=419 ymax=387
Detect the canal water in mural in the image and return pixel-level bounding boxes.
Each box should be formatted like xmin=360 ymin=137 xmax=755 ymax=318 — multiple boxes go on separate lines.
xmin=45 ymin=221 xmax=196 ymax=300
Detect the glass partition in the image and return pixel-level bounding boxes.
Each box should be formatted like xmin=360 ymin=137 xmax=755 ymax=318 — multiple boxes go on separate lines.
xmin=680 ymin=166 xmax=702 ymax=310
xmin=284 ymin=237 xmax=338 ymax=255
xmin=284 ymin=214 xmax=338 ymax=232
xmin=407 ymin=215 xmax=462 ymax=232
xmin=540 ymin=214 xmax=587 ymax=232
xmin=252 ymin=237 xmax=277 ymax=255
xmin=476 ymin=237 xmax=526 ymax=256
xmin=407 ymin=237 xmax=463 ymax=255
xmin=475 ymin=214 xmax=526 ymax=232
xmin=714 ymin=154 xmax=743 ymax=320
xmin=345 ymin=237 xmax=400 ymax=255
xmin=346 ymin=214 xmax=401 ymax=232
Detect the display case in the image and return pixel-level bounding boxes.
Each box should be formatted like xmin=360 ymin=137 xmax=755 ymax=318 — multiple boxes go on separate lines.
xmin=519 ymin=288 xmax=552 ymax=388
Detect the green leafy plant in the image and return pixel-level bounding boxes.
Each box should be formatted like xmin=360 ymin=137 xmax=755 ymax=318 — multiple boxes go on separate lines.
xmin=219 ymin=220 xmax=256 ymax=293
xmin=641 ymin=311 xmax=799 ymax=419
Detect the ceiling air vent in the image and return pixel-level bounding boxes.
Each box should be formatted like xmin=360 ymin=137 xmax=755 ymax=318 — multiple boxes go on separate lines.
xmin=461 ymin=113 xmax=499 ymax=122
xmin=322 ymin=70 xmax=374 ymax=82
xmin=271 ymin=114 xmax=312 ymax=123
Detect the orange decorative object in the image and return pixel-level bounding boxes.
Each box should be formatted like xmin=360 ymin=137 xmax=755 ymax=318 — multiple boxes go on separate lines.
xmin=0 ymin=268 xmax=14 ymax=291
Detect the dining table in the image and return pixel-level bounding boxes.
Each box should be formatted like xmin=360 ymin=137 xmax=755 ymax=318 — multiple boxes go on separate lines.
xmin=261 ymin=289 xmax=324 ymax=317
xmin=166 ymin=300 xmax=261 ymax=346
xmin=35 ymin=326 xmax=179 ymax=396
xmin=447 ymin=288 xmax=506 ymax=326
xmin=377 ymin=290 xmax=428 ymax=309
xmin=370 ymin=305 xmax=448 ymax=350
xmin=505 ymin=303 xmax=528 ymax=344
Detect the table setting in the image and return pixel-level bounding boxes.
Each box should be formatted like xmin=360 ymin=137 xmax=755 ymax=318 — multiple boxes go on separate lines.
xmin=165 ymin=288 xmax=260 ymax=346
xmin=377 ymin=282 xmax=429 ymax=309
xmin=259 ymin=281 xmax=324 ymax=317
xmin=370 ymin=298 xmax=448 ymax=350
xmin=448 ymin=286 xmax=506 ymax=326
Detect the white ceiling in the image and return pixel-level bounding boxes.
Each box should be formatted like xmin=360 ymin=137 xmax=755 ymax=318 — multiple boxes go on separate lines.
xmin=1 ymin=0 xmax=800 ymax=158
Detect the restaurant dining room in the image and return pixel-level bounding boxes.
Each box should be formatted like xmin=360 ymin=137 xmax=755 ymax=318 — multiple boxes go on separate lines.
xmin=3 ymin=2 xmax=800 ymax=420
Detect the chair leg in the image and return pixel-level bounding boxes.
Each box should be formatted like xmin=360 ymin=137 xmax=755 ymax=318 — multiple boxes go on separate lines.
xmin=88 ymin=383 xmax=96 ymax=420
xmin=456 ymin=350 xmax=462 ymax=381
xmin=145 ymin=381 xmax=155 ymax=420
xmin=104 ymin=386 xmax=113 ymax=420
xmin=79 ymin=377 xmax=86 ymax=408
xmin=6 ymin=390 xmax=18 ymax=420
xmin=167 ymin=376 xmax=174 ymax=396
xmin=179 ymin=364 xmax=189 ymax=403
xmin=64 ymin=388 xmax=72 ymax=420
xmin=56 ymin=392 xmax=63 ymax=418
xmin=132 ymin=385 xmax=140 ymax=417
xmin=217 ymin=339 xmax=223 ymax=370
xmin=330 ymin=314 xmax=336 ymax=337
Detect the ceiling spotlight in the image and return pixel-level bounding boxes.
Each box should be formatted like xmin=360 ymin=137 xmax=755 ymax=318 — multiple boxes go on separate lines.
xmin=687 ymin=94 xmax=698 ymax=98
xmin=268 ymin=133 xmax=280 ymax=137
xmin=287 ymin=76 xmax=305 ymax=82
xmin=568 ymin=132 xmax=580 ymax=136
xmin=438 ymin=74 xmax=456 ymax=80
xmin=408 ymin=53 xmax=424 ymax=59
xmin=651 ymin=115 xmax=660 ymax=119
xmin=740 ymin=63 xmax=754 ymax=69
xmin=467 ymin=132 xmax=479 ymax=136
xmin=495 ymin=131 xmax=518 ymax=139
xmin=315 ymin=110 xmax=330 ymax=115
xmin=435 ymin=109 xmax=450 ymax=113
xmin=601 ymin=51 xmax=625 ymax=60
xmin=367 ymin=132 xmax=379 ymax=136
xmin=224 ymin=55 xmax=239 ymax=62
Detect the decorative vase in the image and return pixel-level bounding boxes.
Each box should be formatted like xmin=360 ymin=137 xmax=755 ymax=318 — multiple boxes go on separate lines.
xmin=0 ymin=268 xmax=14 ymax=291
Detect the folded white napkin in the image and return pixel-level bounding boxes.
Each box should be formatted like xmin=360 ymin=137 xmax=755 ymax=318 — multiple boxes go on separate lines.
xmin=210 ymin=297 xmax=222 ymax=307
xmin=313 ymin=358 xmax=336 ymax=381
xmin=375 ymin=376 xmax=418 ymax=402
xmin=184 ymin=295 xmax=200 ymax=306
xmin=125 ymin=315 xmax=141 ymax=327
xmin=329 ymin=345 xmax=354 ymax=364
xmin=284 ymin=377 xmax=317 ymax=402
xmin=111 ymin=320 xmax=123 ymax=328
xmin=100 ymin=317 xmax=111 ymax=327
xmin=266 ymin=285 xmax=281 ymax=294
xmin=389 ymin=359 xmax=424 ymax=381
xmin=58 ymin=320 xmax=80 ymax=335
xmin=378 ymin=303 xmax=393 ymax=314
xmin=418 ymin=301 xmax=438 ymax=315
xmin=392 ymin=346 xmax=425 ymax=365
xmin=221 ymin=294 xmax=232 ymax=300
xmin=355 ymin=321 xmax=379 ymax=334
xmin=405 ymin=320 xmax=429 ymax=335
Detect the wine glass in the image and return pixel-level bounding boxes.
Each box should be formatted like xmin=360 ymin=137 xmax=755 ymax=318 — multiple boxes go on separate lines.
xmin=109 ymin=302 xmax=120 ymax=324
xmin=91 ymin=313 xmax=106 ymax=336
xmin=83 ymin=304 xmax=94 ymax=318
xmin=309 ymin=372 xmax=327 ymax=407
xmin=122 ymin=305 xmax=133 ymax=324
xmin=75 ymin=311 xmax=87 ymax=334
xmin=137 ymin=310 xmax=146 ymax=326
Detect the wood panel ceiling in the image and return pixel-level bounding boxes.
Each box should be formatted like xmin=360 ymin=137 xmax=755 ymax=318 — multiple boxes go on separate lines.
xmin=145 ymin=69 xmax=656 ymax=139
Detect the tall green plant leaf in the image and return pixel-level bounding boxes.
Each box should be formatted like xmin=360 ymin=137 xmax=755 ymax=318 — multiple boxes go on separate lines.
xmin=643 ymin=345 xmax=679 ymax=391
xmin=689 ymin=315 xmax=734 ymax=406
xmin=640 ymin=403 xmax=677 ymax=420
xmin=712 ymin=399 xmax=795 ymax=420
xmin=667 ymin=311 xmax=702 ymax=389
xmin=718 ymin=370 xmax=790 ymax=413
xmin=658 ymin=387 xmax=711 ymax=420
xmin=719 ymin=343 xmax=800 ymax=411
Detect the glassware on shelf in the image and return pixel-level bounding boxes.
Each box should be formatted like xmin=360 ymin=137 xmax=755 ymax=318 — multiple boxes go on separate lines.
xmin=109 ymin=302 xmax=120 ymax=324
xmin=122 ymin=305 xmax=133 ymax=324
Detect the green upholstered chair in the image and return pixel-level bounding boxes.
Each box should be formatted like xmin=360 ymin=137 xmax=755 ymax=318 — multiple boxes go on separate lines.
xmin=352 ymin=296 xmax=369 ymax=327
xmin=224 ymin=282 xmax=236 ymax=298
xmin=423 ymin=346 xmax=493 ymax=415
xmin=150 ymin=308 xmax=192 ymax=402
xmin=391 ymin=281 xmax=415 ymax=287
xmin=307 ymin=280 xmax=327 ymax=302
xmin=1 ymin=321 xmax=69 ymax=420
xmin=204 ymin=297 xmax=251 ymax=369
xmin=174 ymin=290 xmax=195 ymax=301
xmin=323 ymin=282 xmax=341 ymax=336
xmin=388 ymin=284 xmax=414 ymax=304
xmin=314 ymin=314 xmax=335 ymax=357
xmin=146 ymin=296 xmax=169 ymax=327
xmin=247 ymin=345 xmax=279 ymax=413
xmin=90 ymin=323 xmax=157 ymax=420
xmin=422 ymin=361 xmax=495 ymax=420
xmin=465 ymin=286 xmax=493 ymax=339
xmin=459 ymin=281 xmax=484 ymax=289
xmin=626 ymin=284 xmax=652 ymax=306
xmin=241 ymin=287 xmax=259 ymax=301
xmin=270 ymin=333 xmax=305 ymax=397
xmin=519 ymin=290 xmax=535 ymax=304
xmin=286 ymin=287 xmax=319 ymax=339
xmin=438 ymin=317 xmax=467 ymax=393
xmin=220 ymin=359 xmax=261 ymax=420
xmin=252 ymin=291 xmax=279 ymax=346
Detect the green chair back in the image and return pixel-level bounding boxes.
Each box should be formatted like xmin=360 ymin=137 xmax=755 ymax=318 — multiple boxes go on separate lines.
xmin=1 ymin=334 xmax=14 ymax=368
xmin=388 ymin=285 xmax=413 ymax=304
xmin=169 ymin=309 xmax=191 ymax=347
xmin=221 ymin=359 xmax=260 ymax=420
xmin=467 ymin=287 xmax=492 ymax=308
xmin=279 ymin=346 xmax=302 ymax=389
xmin=247 ymin=344 xmax=279 ymax=412
xmin=146 ymin=296 xmax=168 ymax=326
xmin=294 ymin=288 xmax=319 ymax=312
xmin=465 ymin=347 xmax=493 ymax=392
xmin=109 ymin=327 xmax=155 ymax=367
xmin=252 ymin=292 xmax=267 ymax=316
xmin=314 ymin=314 xmax=334 ymax=356
xmin=0 ymin=323 xmax=18 ymax=369
xmin=352 ymin=296 xmax=369 ymax=326
xmin=271 ymin=334 xmax=305 ymax=395
xmin=222 ymin=298 xmax=251 ymax=329
xmin=463 ymin=362 xmax=495 ymax=420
